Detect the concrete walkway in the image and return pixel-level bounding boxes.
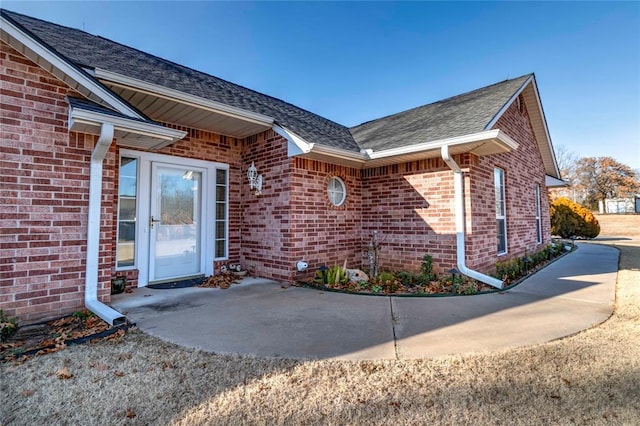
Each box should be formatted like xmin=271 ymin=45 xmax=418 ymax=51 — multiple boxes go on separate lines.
xmin=111 ymin=243 xmax=619 ymax=360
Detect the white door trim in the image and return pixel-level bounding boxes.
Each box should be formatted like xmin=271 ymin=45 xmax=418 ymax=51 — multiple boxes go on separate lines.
xmin=119 ymin=149 xmax=228 ymax=287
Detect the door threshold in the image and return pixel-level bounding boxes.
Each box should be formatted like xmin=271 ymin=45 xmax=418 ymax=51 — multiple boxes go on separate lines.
xmin=147 ymin=275 xmax=206 ymax=290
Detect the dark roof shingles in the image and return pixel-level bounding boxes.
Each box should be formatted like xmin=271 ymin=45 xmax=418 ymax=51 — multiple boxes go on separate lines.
xmin=3 ymin=10 xmax=532 ymax=155
xmin=4 ymin=10 xmax=358 ymax=151
xmin=349 ymin=75 xmax=531 ymax=151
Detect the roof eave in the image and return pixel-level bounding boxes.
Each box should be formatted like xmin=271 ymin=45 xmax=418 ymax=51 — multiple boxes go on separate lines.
xmin=69 ymin=104 xmax=187 ymax=150
xmin=0 ymin=13 xmax=145 ymax=120
xmin=485 ymin=75 xmax=561 ymax=179
xmin=281 ymin=129 xmax=518 ymax=169
xmin=363 ymin=130 xmax=518 ymax=167
xmin=94 ymin=68 xmax=275 ymax=128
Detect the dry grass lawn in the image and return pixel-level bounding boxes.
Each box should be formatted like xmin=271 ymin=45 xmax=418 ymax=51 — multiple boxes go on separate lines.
xmin=2 ymin=218 xmax=639 ymax=425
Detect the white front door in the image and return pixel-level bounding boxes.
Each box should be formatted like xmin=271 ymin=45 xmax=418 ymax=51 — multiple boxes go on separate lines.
xmin=149 ymin=163 xmax=203 ymax=282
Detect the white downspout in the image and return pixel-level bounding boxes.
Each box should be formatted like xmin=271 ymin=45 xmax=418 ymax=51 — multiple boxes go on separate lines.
xmin=85 ymin=123 xmax=126 ymax=325
xmin=441 ymin=145 xmax=504 ymax=289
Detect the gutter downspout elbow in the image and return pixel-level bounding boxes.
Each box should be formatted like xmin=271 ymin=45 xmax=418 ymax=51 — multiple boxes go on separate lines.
xmin=85 ymin=123 xmax=126 ymax=325
xmin=441 ymin=146 xmax=503 ymax=289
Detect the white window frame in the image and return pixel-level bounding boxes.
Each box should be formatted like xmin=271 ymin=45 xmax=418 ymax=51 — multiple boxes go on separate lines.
xmin=535 ymin=183 xmax=542 ymax=244
xmin=495 ymin=168 xmax=507 ymax=255
xmin=327 ymin=176 xmax=347 ymax=206
xmin=118 ymin=149 xmax=228 ymax=286
xmin=115 ymin=155 xmax=139 ymax=271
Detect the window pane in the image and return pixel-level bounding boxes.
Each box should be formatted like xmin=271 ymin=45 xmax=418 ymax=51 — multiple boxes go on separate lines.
xmin=497 ymin=219 xmax=507 ymax=254
xmin=118 ymin=221 xmax=136 ymax=243
xmin=216 ymin=221 xmax=226 ymax=237
xmin=119 ymin=197 xmax=136 ymax=221
xmin=119 ymin=158 xmax=137 ymax=197
xmin=216 ymin=202 xmax=226 ymax=219
xmin=495 ymin=168 xmax=506 ymax=254
xmin=215 ymin=239 xmax=226 ymax=258
xmin=327 ymin=177 xmax=346 ymax=206
xmin=216 ymin=185 xmax=226 ymax=201
xmin=494 ymin=169 xmax=505 ymax=216
xmin=216 ymin=169 xmax=227 ymax=186
xmin=117 ymin=157 xmax=137 ymax=268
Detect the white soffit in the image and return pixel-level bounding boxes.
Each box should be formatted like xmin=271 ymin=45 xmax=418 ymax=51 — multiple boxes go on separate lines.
xmin=94 ymin=69 xmax=274 ymax=138
xmin=68 ymin=106 xmax=186 ymax=150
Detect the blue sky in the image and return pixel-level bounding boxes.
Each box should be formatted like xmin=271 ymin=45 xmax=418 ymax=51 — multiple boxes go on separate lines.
xmin=4 ymin=1 xmax=640 ymax=169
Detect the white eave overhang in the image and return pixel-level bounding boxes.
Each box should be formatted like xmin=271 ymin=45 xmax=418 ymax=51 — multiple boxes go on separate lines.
xmin=93 ymin=68 xmax=275 ymax=138
xmin=275 ymin=127 xmax=518 ymax=169
xmin=69 ymin=104 xmax=187 ymax=150
xmin=545 ymin=175 xmax=569 ymax=188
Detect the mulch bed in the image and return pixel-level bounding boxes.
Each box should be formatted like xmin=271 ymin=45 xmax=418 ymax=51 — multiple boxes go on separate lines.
xmin=1 ymin=311 xmax=135 ymax=363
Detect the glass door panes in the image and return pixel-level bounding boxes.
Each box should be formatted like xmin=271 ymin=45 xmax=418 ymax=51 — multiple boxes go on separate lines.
xmin=117 ymin=157 xmax=137 ymax=268
xmin=215 ymin=168 xmax=228 ymax=258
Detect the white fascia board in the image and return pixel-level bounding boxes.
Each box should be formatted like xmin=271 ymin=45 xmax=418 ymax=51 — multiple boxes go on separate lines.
xmin=368 ymin=130 xmax=518 ymax=160
xmin=484 ymin=75 xmax=534 ymax=130
xmin=311 ymin=144 xmax=368 ymax=163
xmin=94 ymin=68 xmax=275 ymax=127
xmin=69 ymin=107 xmax=186 ymax=141
xmin=272 ymin=125 xmax=314 ymax=155
xmin=0 ymin=16 xmax=144 ymax=119
xmin=528 ymin=77 xmax=561 ymax=178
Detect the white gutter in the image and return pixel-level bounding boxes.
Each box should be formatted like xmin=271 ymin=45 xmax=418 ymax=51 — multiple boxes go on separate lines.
xmin=85 ymin=123 xmax=126 ymax=325
xmin=441 ymin=145 xmax=504 ymax=289
xmin=368 ymin=130 xmax=517 ymax=160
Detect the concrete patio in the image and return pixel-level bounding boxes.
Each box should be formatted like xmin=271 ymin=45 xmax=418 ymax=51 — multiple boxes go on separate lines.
xmin=111 ymin=243 xmax=618 ymax=360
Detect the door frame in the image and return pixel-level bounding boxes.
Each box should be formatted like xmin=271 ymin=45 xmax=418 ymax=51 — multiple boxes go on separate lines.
xmin=118 ymin=149 xmax=229 ymax=287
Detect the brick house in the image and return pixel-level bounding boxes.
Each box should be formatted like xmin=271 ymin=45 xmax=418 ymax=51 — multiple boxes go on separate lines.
xmin=1 ymin=10 xmax=563 ymax=324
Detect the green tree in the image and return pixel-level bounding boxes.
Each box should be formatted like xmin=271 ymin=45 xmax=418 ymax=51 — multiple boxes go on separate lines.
xmin=574 ymin=157 xmax=640 ymax=211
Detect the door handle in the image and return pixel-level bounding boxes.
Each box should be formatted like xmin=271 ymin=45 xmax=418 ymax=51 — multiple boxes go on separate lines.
xmin=150 ymin=216 xmax=161 ymax=229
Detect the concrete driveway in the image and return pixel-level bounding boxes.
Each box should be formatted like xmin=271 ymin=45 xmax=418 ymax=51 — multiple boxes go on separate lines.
xmin=111 ymin=243 xmax=618 ymax=360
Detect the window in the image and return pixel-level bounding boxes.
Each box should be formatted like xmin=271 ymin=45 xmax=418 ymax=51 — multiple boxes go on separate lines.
xmin=535 ymin=184 xmax=542 ymax=244
xmin=327 ymin=176 xmax=346 ymax=206
xmin=117 ymin=157 xmax=138 ymax=268
xmin=494 ymin=168 xmax=507 ymax=255
xmin=215 ymin=168 xmax=228 ymax=258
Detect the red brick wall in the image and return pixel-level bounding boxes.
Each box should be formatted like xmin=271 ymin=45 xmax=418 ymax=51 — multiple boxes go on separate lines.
xmin=290 ymin=158 xmax=362 ymax=281
xmin=361 ymin=158 xmax=470 ymax=274
xmin=0 ymin=41 xmax=114 ymax=322
xmin=467 ymin=97 xmax=551 ymax=272
xmin=239 ymin=131 xmax=294 ymax=281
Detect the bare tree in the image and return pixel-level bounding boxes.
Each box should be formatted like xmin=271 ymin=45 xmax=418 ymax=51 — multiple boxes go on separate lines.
xmin=554 ymin=144 xmax=579 ymax=184
xmin=574 ymin=156 xmax=640 ymax=212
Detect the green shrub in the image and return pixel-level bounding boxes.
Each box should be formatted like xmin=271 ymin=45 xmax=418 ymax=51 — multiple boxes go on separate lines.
xmin=550 ymin=197 xmax=600 ymax=239
xmin=0 ymin=310 xmax=18 ymax=342
xmin=420 ymin=254 xmax=435 ymax=281
xmin=314 ymin=265 xmax=349 ymax=287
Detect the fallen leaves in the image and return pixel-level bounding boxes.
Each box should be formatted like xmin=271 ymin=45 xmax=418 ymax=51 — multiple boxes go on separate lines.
xmin=55 ymin=366 xmax=73 ymax=380
xmin=199 ymin=273 xmax=242 ymax=289
xmin=2 ymin=312 xmax=132 ymax=362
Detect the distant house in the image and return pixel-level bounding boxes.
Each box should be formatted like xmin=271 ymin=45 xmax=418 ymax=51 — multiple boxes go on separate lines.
xmin=599 ymin=198 xmax=640 ymax=214
xmin=1 ymin=9 xmax=563 ymax=323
